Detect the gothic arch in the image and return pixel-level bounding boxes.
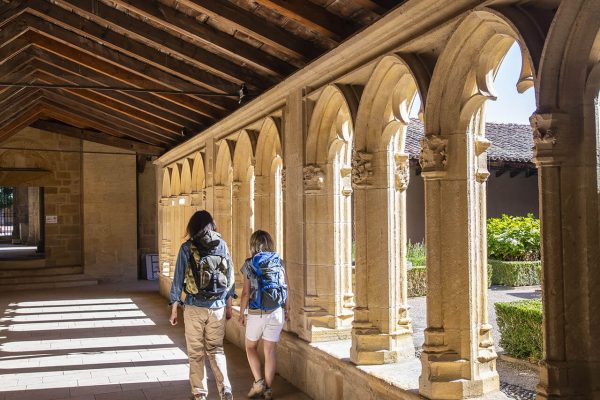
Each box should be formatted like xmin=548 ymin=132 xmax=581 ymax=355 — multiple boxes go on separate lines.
xmin=190 ymin=152 xmax=205 ymax=193
xmin=254 ymin=117 xmax=284 ymax=253
xmin=180 ymin=159 xmax=192 ymax=195
xmin=161 ymin=168 xmax=171 ymax=198
xmin=168 ymin=164 xmax=181 ymax=197
xmin=426 ymin=10 xmax=538 ymax=136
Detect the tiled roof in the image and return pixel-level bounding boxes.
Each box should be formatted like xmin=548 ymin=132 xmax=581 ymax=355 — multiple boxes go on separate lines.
xmin=405 ymin=119 xmax=534 ymax=163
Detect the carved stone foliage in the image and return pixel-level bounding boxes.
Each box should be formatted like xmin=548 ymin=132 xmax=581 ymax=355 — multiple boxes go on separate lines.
xmin=419 ymin=135 xmax=448 ymax=173
xmin=394 ymin=153 xmax=410 ymax=191
xmin=232 ymin=181 xmax=242 ymax=198
xmin=351 ymin=151 xmax=374 ymax=188
xmin=281 ymin=167 xmax=286 ymax=192
xmin=303 ymin=165 xmax=324 ymax=191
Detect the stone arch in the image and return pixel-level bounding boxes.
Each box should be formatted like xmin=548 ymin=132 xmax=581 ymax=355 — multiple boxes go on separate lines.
xmin=254 ymin=117 xmax=284 ymax=254
xmin=161 ymin=168 xmax=171 ymax=198
xmin=190 ymin=152 xmax=205 ymax=193
xmin=168 ymin=164 xmax=181 ymax=197
xmin=180 ymin=159 xmax=192 ymax=195
xmin=302 ymin=84 xmax=358 ymax=335
xmin=232 ymin=130 xmax=256 ymax=298
xmin=214 ymin=139 xmax=234 ymax=247
xmin=350 ymin=54 xmax=424 ymax=364
xmin=426 ymin=10 xmax=537 ymax=136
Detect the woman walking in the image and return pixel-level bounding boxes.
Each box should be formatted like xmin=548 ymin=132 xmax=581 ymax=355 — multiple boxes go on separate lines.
xmin=238 ymin=230 xmax=289 ymax=400
xmin=169 ymin=210 xmax=236 ymax=400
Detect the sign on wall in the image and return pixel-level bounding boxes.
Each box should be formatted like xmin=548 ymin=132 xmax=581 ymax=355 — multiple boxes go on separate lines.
xmin=45 ymin=215 xmax=58 ymax=224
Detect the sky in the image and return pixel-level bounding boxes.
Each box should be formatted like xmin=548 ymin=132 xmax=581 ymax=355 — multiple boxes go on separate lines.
xmin=409 ymin=42 xmax=536 ymax=125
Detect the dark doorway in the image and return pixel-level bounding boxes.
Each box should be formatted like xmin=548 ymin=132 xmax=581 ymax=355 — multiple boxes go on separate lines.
xmin=0 ymin=186 xmax=44 ymax=259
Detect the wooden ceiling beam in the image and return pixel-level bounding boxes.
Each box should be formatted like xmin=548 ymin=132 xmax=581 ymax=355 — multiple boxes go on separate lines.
xmin=49 ymin=0 xmax=275 ymax=89
xmin=0 ymin=102 xmax=45 ymax=142
xmin=25 ymin=30 xmax=229 ymax=119
xmin=39 ymin=88 xmax=179 ymax=146
xmin=0 ymin=88 xmax=43 ymax=128
xmin=39 ymin=99 xmax=176 ymax=148
xmin=30 ymin=120 xmax=164 ymax=155
xmin=22 ymin=4 xmax=250 ymax=96
xmin=252 ymin=0 xmax=358 ymax=41
xmin=32 ymin=68 xmax=183 ymax=138
xmin=0 ymin=30 xmax=33 ymax=64
xmin=178 ymin=0 xmax=323 ymax=60
xmin=110 ymin=0 xmax=296 ymax=76
xmin=31 ymin=51 xmax=207 ymax=129
xmin=0 ymin=1 xmax=28 ymax=29
xmin=39 ymin=98 xmax=175 ymax=148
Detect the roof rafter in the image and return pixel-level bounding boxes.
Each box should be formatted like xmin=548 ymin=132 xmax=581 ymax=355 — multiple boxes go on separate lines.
xmin=178 ymin=0 xmax=323 ymax=60
xmin=252 ymin=0 xmax=358 ymax=41
xmin=31 ymin=120 xmax=164 ymax=155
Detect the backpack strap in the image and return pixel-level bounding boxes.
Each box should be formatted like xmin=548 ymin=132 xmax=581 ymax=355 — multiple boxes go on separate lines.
xmin=186 ymin=241 xmax=203 ymax=295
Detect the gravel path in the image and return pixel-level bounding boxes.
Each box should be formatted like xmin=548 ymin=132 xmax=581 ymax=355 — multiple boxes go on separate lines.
xmin=409 ymin=285 xmax=541 ymax=398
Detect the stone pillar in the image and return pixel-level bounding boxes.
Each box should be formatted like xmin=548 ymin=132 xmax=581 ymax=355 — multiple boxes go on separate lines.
xmin=530 ymin=112 xmax=598 ymax=399
xmin=351 ymin=151 xmax=414 ymax=364
xmin=283 ymin=89 xmax=307 ymax=336
xmin=204 ymin=138 xmax=216 ymax=215
xmin=418 ymin=131 xmax=499 ymax=399
xmin=232 ymin=179 xmax=253 ymax=300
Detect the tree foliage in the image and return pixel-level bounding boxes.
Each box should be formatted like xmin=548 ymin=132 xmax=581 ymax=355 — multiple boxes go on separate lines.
xmin=487 ymin=214 xmax=540 ymax=261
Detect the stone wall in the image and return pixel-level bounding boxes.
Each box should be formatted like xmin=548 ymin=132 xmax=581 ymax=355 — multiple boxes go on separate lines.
xmin=82 ymin=141 xmax=137 ymax=282
xmin=0 ymin=126 xmax=144 ymax=282
xmin=0 ymin=127 xmax=82 ymax=267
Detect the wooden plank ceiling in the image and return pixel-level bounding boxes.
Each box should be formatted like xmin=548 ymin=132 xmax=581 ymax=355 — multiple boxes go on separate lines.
xmin=0 ymin=0 xmax=399 ymax=155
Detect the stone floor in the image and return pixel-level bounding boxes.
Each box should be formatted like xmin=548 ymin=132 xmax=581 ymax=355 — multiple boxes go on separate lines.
xmin=0 ymin=281 xmax=309 ymax=400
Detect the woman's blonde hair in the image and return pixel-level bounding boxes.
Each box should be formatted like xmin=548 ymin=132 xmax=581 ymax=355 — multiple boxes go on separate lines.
xmin=249 ymin=230 xmax=275 ymax=255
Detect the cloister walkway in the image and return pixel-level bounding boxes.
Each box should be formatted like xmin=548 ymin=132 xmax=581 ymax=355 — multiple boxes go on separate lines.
xmin=0 ymin=281 xmax=308 ymax=400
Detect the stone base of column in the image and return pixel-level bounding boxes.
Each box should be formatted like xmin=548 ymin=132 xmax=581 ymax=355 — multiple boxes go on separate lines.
xmin=298 ymin=307 xmax=353 ymax=342
xmin=535 ymin=360 xmax=594 ymax=399
xmin=419 ymin=351 xmax=502 ymax=399
xmin=350 ymin=328 xmax=415 ymax=365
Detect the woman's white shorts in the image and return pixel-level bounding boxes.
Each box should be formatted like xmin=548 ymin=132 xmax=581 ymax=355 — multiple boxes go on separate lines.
xmin=245 ymin=307 xmax=284 ymax=342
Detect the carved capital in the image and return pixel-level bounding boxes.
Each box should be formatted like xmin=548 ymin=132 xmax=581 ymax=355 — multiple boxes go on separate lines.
xmin=419 ymin=135 xmax=448 ymax=177
xmin=474 ymin=137 xmax=491 ymax=156
xmin=394 ymin=153 xmax=410 ymax=191
xmin=201 ymin=189 xmax=207 ymax=202
xmin=351 ymin=151 xmax=374 ymax=188
xmin=530 ymin=112 xmax=566 ymax=166
xmin=303 ymin=165 xmax=324 ymax=192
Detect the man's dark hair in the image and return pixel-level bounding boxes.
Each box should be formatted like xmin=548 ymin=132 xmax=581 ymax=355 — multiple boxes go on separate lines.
xmin=186 ymin=210 xmax=217 ymax=238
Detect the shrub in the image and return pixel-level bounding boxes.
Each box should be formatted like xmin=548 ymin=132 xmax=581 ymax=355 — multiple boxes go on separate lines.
xmin=407 ymin=240 xmax=426 ymax=267
xmin=487 ymin=214 xmax=540 ymax=261
xmin=490 ymin=259 xmax=541 ymax=286
xmin=495 ymin=299 xmax=543 ymax=360
xmin=408 ymin=266 xmax=427 ymax=297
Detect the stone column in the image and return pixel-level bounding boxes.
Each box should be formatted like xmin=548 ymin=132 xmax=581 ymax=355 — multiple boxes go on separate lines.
xmin=418 ymin=132 xmax=499 ymax=399
xmin=204 ymin=138 xmax=216 ymax=215
xmin=351 ymin=151 xmax=414 ymax=364
xmin=232 ymin=180 xmax=253 ymax=300
xmin=531 ymin=112 xmax=598 ymax=399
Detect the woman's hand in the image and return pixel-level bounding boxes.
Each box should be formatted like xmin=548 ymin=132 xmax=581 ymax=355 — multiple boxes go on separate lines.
xmin=284 ymin=308 xmax=290 ymax=322
xmin=226 ymin=305 xmax=233 ymax=320
xmin=169 ymin=304 xmax=178 ymax=326
xmin=238 ymin=313 xmax=247 ymax=327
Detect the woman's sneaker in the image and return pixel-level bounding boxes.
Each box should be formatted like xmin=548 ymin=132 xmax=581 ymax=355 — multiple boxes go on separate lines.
xmin=264 ymin=387 xmax=273 ymax=400
xmin=247 ymin=379 xmax=265 ymax=398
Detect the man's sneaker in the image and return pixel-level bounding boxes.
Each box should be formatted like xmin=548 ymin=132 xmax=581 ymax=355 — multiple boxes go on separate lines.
xmin=247 ymin=379 xmax=265 ymax=398
xmin=264 ymin=387 xmax=273 ymax=400
xmin=221 ymin=391 xmax=234 ymax=400
xmin=191 ymin=395 xmax=207 ymax=400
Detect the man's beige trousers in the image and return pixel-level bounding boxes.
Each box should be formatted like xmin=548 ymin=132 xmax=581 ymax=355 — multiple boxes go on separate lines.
xmin=183 ymin=305 xmax=231 ymax=396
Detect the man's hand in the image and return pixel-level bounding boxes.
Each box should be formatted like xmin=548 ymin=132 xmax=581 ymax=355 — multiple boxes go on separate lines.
xmin=284 ymin=309 xmax=290 ymax=322
xmin=169 ymin=303 xmax=178 ymax=326
xmin=226 ymin=306 xmax=233 ymax=320
xmin=238 ymin=313 xmax=247 ymax=327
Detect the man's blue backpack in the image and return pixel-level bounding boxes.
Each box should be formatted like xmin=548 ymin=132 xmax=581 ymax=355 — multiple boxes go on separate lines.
xmin=249 ymin=252 xmax=287 ymax=311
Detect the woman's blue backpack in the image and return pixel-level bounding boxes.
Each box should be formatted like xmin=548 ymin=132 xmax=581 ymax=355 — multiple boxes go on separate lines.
xmin=249 ymin=252 xmax=287 ymax=311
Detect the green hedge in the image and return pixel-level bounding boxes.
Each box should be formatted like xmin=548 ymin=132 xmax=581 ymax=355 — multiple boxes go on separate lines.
xmin=407 ymin=264 xmax=493 ymax=298
xmin=495 ymin=299 xmax=543 ymax=360
xmin=490 ymin=259 xmax=541 ymax=286
xmin=408 ymin=266 xmax=427 ymax=297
